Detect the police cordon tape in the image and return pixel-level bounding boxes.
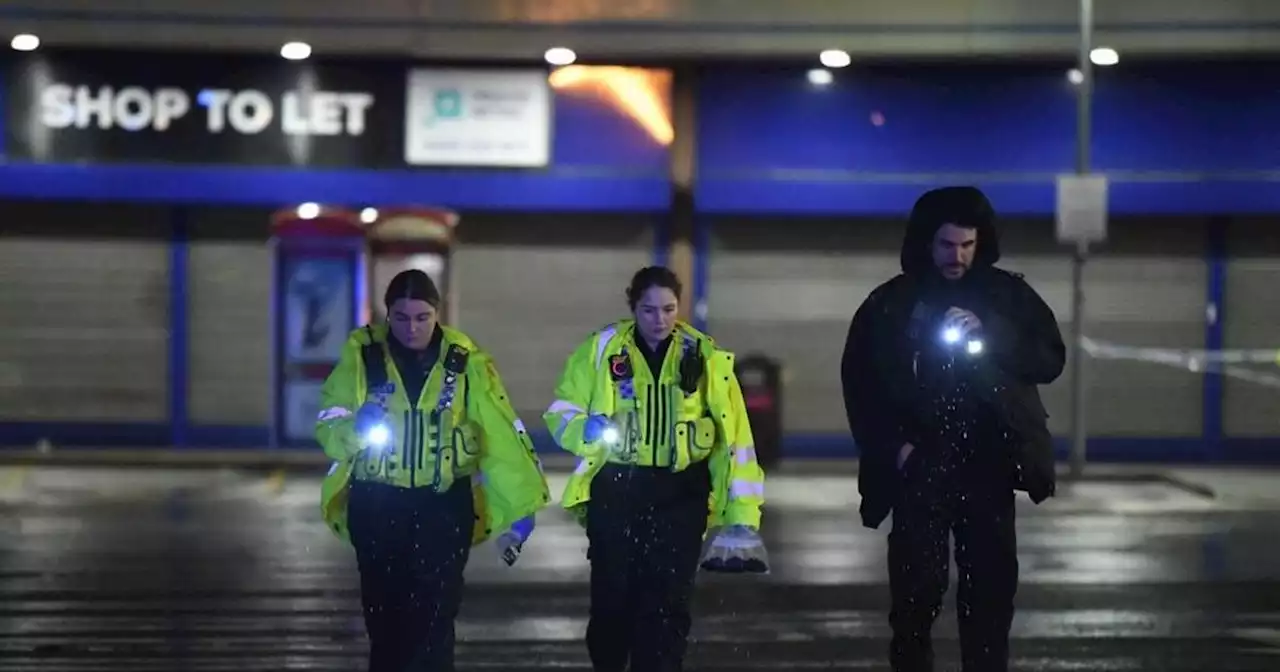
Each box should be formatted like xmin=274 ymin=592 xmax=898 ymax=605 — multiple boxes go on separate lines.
xmin=1081 ymin=337 xmax=1280 ymax=389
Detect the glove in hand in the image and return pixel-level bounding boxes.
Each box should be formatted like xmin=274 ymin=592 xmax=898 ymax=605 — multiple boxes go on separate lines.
xmin=582 ymin=415 xmax=612 ymax=444
xmin=354 ymin=401 xmax=386 ymax=435
xmin=496 ymin=516 xmax=536 ymax=567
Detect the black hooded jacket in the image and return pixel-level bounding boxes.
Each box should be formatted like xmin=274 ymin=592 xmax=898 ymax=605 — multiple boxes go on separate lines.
xmin=840 ymin=187 xmax=1066 ymax=529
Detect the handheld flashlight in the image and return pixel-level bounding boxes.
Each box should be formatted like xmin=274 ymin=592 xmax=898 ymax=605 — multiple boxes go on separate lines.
xmin=941 ymin=326 xmax=984 ymax=356
xmin=364 ymin=423 xmax=391 ymax=450
xmin=601 ymin=425 xmax=621 ymax=445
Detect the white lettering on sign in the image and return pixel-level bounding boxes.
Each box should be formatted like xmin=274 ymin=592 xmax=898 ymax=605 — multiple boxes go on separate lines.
xmin=281 ymin=91 xmax=373 ymax=136
xmin=36 ymin=83 xmax=374 ymax=136
xmin=40 ymin=85 xmax=192 ymax=131
xmin=200 ymin=89 xmax=273 ymax=134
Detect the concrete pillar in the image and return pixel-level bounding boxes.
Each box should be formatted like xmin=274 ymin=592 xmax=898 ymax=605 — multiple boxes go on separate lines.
xmin=668 ymin=67 xmax=698 ymax=321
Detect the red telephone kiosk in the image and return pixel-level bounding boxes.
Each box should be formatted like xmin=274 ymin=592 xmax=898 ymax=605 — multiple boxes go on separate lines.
xmin=363 ymin=207 xmax=461 ymax=324
xmin=268 ymin=206 xmax=366 ymax=448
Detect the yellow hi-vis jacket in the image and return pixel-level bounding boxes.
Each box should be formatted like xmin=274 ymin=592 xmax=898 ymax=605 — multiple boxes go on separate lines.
xmin=543 ymin=319 xmax=765 ymax=530
xmin=317 ymin=324 xmax=550 ymax=546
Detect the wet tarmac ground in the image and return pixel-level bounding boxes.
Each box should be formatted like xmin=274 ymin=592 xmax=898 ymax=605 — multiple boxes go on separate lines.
xmin=0 ymin=465 xmax=1277 ymax=671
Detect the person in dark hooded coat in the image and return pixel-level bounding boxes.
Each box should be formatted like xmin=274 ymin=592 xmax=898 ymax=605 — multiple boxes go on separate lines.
xmin=840 ymin=186 xmax=1065 ymax=672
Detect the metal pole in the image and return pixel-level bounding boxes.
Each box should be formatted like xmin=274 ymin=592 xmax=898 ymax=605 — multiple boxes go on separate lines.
xmin=1067 ymin=0 xmax=1093 ymax=481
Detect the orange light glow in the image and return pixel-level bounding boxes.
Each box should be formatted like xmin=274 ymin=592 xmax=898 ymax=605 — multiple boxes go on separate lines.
xmin=548 ymin=65 xmax=674 ymax=146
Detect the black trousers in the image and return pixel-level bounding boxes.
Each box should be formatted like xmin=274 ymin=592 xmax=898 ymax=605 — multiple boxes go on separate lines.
xmin=888 ymin=454 xmax=1019 ymax=672
xmin=348 ymin=478 xmax=475 ymax=672
xmin=585 ymin=461 xmax=711 ymax=672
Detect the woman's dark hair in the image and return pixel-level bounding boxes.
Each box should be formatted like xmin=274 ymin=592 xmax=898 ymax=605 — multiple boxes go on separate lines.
xmin=625 ymin=266 xmax=682 ymax=311
xmin=384 ymin=269 xmax=441 ymax=310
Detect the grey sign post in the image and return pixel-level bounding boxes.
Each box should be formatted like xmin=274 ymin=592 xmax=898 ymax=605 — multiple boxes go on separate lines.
xmin=1062 ymin=0 xmax=1106 ymax=482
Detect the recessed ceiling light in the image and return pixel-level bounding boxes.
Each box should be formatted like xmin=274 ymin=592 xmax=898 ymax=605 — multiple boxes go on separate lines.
xmin=819 ymin=49 xmax=851 ymax=68
xmin=544 ymin=47 xmax=576 ymax=66
xmin=10 ymin=34 xmax=39 ymax=52
xmin=281 ymin=42 xmax=312 ymax=61
xmin=1090 ymin=47 xmax=1119 ymax=66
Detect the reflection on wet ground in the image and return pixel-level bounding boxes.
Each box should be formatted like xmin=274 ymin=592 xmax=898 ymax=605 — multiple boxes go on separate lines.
xmin=0 ymin=465 xmax=1276 ymax=670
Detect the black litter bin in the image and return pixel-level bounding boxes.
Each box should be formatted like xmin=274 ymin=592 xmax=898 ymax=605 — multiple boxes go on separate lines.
xmin=734 ymin=354 xmax=782 ymax=470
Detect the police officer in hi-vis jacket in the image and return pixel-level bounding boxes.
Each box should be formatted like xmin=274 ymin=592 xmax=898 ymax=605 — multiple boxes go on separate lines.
xmin=317 ymin=269 xmax=550 ymax=672
xmin=545 ymin=266 xmax=769 ymax=672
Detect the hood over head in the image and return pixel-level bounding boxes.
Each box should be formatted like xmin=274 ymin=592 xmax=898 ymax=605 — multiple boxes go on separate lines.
xmin=899 ymin=186 xmax=1001 ymax=276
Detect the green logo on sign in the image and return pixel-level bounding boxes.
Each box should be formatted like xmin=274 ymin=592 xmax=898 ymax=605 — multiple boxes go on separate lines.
xmin=425 ymin=88 xmax=462 ymax=127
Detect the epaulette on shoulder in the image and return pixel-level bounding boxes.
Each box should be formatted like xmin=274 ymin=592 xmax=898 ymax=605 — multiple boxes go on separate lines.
xmin=350 ymin=324 xmax=384 ymax=346
xmin=673 ymin=321 xmax=707 ymax=340
xmin=591 ymin=322 xmax=621 ymax=345
xmin=440 ymin=324 xmax=480 ymax=351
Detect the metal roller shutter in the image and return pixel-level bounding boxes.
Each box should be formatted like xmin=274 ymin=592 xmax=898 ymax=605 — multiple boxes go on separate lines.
xmin=186 ymin=208 xmax=272 ymax=426
xmin=1070 ymin=218 xmax=1206 ymax=437
xmin=0 ymin=202 xmax=169 ymax=423
xmin=706 ymin=218 xmax=902 ymax=435
xmin=1223 ymin=218 xmax=1280 ymax=437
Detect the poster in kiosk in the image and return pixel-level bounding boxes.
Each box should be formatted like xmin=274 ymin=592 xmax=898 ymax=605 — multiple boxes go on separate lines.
xmin=269 ymin=207 xmax=366 ymax=448
xmin=366 ymin=208 xmax=461 ymax=324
